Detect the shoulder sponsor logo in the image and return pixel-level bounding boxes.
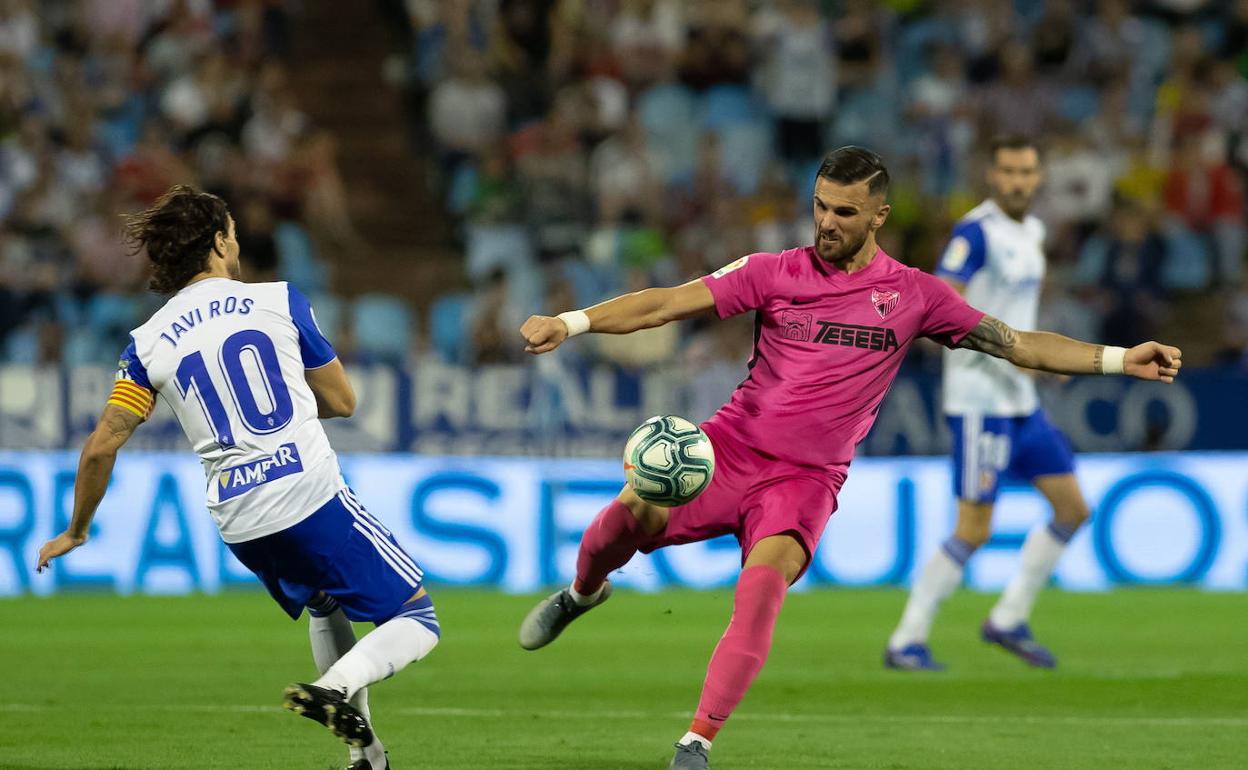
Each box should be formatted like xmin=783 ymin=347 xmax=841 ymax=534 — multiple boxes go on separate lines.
xmin=217 ymin=443 xmax=304 ymax=501
xmin=942 ymin=236 xmax=971 ymax=270
xmin=711 ymin=255 xmax=749 ymax=278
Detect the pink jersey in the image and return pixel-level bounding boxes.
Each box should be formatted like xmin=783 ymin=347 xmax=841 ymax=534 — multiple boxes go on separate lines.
xmin=701 ymin=246 xmax=984 ymax=469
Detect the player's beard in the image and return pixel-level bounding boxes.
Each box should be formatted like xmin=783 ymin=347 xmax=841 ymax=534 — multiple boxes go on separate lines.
xmin=998 ymin=189 xmax=1033 ymax=219
xmin=815 ymin=230 xmax=869 ymax=266
xmin=226 ymin=253 xmax=242 ymax=280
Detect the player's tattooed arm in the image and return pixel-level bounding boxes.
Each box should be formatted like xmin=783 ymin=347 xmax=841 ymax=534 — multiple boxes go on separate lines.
xmin=36 ymin=405 xmax=142 ymax=572
xmin=956 ymin=315 xmax=1018 ymax=359
xmin=957 ymin=315 xmax=1183 ymax=382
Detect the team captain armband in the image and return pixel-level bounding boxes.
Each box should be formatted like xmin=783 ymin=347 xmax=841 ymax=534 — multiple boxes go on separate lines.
xmin=108 ymin=378 xmax=155 ymax=419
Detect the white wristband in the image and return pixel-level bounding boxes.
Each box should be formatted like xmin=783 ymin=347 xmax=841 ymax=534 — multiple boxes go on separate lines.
xmin=1101 ymin=346 xmax=1126 ymax=375
xmin=557 ymin=310 xmax=590 ymax=338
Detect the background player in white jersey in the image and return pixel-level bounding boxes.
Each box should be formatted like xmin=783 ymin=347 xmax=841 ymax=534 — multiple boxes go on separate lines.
xmin=886 ymin=136 xmax=1090 ymax=670
xmin=34 ymin=186 xmax=438 ymax=769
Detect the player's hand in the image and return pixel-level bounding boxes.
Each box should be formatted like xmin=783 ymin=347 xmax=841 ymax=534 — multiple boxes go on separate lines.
xmin=1125 ymin=342 xmax=1182 ymax=383
xmin=36 ymin=531 xmax=87 ymax=573
xmin=521 ymin=315 xmax=569 ymax=355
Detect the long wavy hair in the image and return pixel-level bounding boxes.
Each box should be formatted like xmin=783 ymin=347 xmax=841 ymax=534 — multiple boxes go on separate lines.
xmin=122 ymin=185 xmax=230 ymax=294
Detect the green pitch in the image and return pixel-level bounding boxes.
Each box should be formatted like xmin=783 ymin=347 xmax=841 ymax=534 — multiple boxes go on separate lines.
xmin=1 ymin=589 xmax=1244 ymax=769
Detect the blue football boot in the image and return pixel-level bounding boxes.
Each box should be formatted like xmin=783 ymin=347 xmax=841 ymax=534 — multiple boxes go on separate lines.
xmin=883 ymin=643 xmax=946 ymax=671
xmin=981 ymin=621 xmax=1057 ymax=668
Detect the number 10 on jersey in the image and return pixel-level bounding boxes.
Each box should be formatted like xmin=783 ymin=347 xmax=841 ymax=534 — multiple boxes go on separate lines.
xmin=175 ymin=330 xmax=294 ymax=448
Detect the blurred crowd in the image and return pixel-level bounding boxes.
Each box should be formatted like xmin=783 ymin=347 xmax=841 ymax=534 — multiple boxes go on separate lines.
xmin=0 ymin=0 xmax=359 ymax=366
xmin=4 ymin=0 xmax=1248 ymax=380
xmin=395 ymin=0 xmax=1248 ymax=378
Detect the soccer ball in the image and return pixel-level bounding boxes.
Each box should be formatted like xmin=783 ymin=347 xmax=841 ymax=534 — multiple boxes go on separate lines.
xmin=623 ymin=415 xmax=715 ymax=507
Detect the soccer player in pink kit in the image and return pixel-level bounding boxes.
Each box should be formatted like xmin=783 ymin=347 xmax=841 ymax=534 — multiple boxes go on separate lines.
xmin=516 ymin=147 xmax=1182 ymax=770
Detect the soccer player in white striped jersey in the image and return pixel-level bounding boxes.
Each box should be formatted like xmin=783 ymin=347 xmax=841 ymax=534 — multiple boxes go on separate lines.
xmin=886 ymin=136 xmax=1091 ymax=670
xmin=35 ymin=186 xmax=437 ymax=769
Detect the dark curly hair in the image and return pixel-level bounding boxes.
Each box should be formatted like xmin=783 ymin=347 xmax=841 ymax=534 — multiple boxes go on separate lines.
xmin=122 ymin=185 xmax=231 ymax=294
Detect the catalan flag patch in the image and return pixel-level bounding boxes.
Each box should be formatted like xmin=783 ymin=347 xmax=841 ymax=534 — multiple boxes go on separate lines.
xmin=108 ymin=379 xmax=155 ymax=419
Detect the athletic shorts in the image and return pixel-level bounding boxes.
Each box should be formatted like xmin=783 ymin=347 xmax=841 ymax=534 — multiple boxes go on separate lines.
xmin=946 ymin=409 xmax=1076 ymax=504
xmin=638 ymin=421 xmax=848 ymax=580
xmin=228 ymin=487 xmax=425 ymax=624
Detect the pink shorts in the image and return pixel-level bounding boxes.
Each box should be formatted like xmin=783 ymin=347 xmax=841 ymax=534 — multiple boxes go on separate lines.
xmin=637 ymin=421 xmax=848 ymax=578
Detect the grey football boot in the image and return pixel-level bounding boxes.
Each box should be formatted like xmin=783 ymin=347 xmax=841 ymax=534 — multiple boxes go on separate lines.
xmin=517 ymin=582 xmax=613 ymax=650
xmin=668 ymin=741 xmax=710 ymax=769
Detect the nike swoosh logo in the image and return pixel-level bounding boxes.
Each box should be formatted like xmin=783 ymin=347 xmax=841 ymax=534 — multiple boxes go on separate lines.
xmin=791 ymin=297 xmax=817 ymax=305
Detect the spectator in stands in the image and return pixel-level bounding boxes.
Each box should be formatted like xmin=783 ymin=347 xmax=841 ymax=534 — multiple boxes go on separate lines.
xmin=470 ymin=269 xmax=520 ymax=365
xmin=1163 ymin=131 xmax=1246 ymax=286
xmin=1075 ymin=0 xmax=1149 ymax=86
xmin=0 ymin=0 xmax=37 ymax=61
xmin=1074 ymin=196 xmax=1169 ymax=346
xmin=683 ymin=313 xmax=752 ymax=423
xmin=428 ymin=48 xmax=507 ymax=178
xmin=978 ymin=39 xmax=1058 ymax=139
xmin=753 ymin=0 xmax=836 ymax=166
xmin=678 ymin=0 xmax=750 ymax=91
xmin=512 ymin=85 xmax=592 ymax=261
xmin=1031 ymin=0 xmax=1079 ymax=78
xmin=236 ymin=194 xmax=280 ymax=282
xmin=589 ymin=111 xmax=663 ymax=227
xmin=609 ymin=0 xmax=685 ymax=88
xmin=907 ymin=43 xmax=972 ymax=196
xmin=833 ymin=0 xmax=883 ymax=92
xmin=1038 ymin=126 xmax=1120 ymax=253
xmin=69 ymin=191 xmax=145 ymax=292
xmin=1214 ymin=288 xmax=1248 ymax=368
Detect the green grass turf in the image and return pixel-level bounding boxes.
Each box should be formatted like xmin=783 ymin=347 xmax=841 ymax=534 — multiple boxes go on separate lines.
xmin=0 ymin=588 xmax=1244 ymax=769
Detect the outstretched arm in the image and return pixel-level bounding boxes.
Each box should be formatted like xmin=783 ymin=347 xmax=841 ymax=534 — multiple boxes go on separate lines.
xmin=36 ymin=404 xmax=142 ymax=572
xmin=958 ymin=315 xmax=1183 ymax=382
xmin=521 ymin=278 xmax=716 ymax=355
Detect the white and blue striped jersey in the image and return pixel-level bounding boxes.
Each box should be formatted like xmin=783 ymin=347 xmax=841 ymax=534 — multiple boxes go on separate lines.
xmin=116 ymin=278 xmax=343 ymax=543
xmin=936 ymin=199 xmax=1046 ymax=416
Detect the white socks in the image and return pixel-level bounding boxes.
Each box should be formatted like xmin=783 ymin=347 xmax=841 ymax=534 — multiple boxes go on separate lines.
xmin=989 ymin=523 xmax=1071 ymax=630
xmin=889 ymin=540 xmax=970 ymax=650
xmin=310 ymin=609 xmax=383 ymax=764
xmin=568 ymin=583 xmax=604 ymax=607
xmin=314 ymin=616 xmax=440 ymax=701
xmin=679 ymin=731 xmax=712 ymax=750
xmin=890 ymin=522 xmax=1077 ymax=649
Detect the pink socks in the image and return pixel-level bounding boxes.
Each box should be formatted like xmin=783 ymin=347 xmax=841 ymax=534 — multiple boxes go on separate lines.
xmin=690 ymin=565 xmax=788 ymax=741
xmin=573 ymin=499 xmax=650 ymax=596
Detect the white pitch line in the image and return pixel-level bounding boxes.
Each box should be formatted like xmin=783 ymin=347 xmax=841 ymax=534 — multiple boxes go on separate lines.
xmin=2 ymin=703 xmax=1245 ymax=728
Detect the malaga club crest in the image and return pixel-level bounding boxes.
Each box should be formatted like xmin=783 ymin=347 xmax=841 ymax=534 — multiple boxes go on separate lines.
xmin=871 ymin=288 xmax=900 ymax=318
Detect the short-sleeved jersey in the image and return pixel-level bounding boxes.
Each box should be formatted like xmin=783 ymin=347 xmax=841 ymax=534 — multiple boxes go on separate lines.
xmin=701 ymin=246 xmax=984 ymax=469
xmin=936 ymin=199 xmax=1046 ymax=416
xmin=115 ymin=278 xmax=342 ymax=543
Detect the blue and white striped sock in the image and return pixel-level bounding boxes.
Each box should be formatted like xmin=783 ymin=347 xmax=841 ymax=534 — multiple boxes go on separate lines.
xmin=990 ymin=522 xmax=1078 ymax=629
xmin=889 ymin=537 xmax=978 ymax=650
xmin=315 ymin=594 xmax=441 ymax=701
xmin=393 ymin=593 xmax=441 ymax=638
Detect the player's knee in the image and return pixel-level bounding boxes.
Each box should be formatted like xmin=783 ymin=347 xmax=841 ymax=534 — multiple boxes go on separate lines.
xmin=1054 ymin=499 xmax=1090 ymax=528
xmin=958 ymin=520 xmax=992 ymax=548
xmin=744 ymin=534 xmax=808 ymax=584
xmin=954 ymin=502 xmax=994 ymax=547
xmin=617 ymin=485 xmax=668 ymax=535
